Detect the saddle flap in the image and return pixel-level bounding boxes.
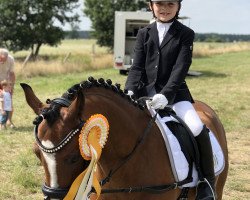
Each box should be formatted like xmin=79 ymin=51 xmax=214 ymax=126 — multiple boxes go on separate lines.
xmin=146 ymin=103 xmax=225 ymax=188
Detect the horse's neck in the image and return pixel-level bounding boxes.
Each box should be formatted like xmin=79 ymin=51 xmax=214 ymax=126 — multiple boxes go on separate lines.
xmin=84 ymin=88 xmax=149 ymax=159
xmin=84 ymin=87 xmax=143 ymax=118
xmin=84 ymin=89 xmax=148 ymax=142
xmin=83 ymin=89 xmax=174 ymax=187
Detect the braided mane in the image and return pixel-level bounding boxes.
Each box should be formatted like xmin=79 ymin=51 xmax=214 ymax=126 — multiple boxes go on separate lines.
xmin=33 ymin=77 xmax=145 ymax=126
xmin=62 ymin=77 xmax=145 ymax=109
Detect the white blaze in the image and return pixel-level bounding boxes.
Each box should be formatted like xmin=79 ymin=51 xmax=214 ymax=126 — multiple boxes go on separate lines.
xmin=41 ymin=140 xmax=59 ymax=188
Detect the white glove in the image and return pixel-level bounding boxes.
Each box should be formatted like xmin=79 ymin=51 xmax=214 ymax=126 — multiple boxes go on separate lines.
xmin=149 ymin=94 xmax=168 ymax=110
xmin=127 ymin=90 xmax=134 ymax=97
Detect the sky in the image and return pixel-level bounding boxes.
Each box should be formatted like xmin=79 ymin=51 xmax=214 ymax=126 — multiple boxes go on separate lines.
xmin=68 ymin=0 xmax=250 ymax=34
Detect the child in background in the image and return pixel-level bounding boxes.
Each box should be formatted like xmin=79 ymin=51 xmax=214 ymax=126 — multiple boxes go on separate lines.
xmin=0 ymin=48 xmax=15 ymax=127
xmin=0 ymin=80 xmax=13 ymax=130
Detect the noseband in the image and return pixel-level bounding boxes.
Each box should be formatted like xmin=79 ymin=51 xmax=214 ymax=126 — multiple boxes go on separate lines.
xmin=34 ymin=97 xmax=85 ymax=200
xmin=42 ymin=185 xmax=69 ymax=200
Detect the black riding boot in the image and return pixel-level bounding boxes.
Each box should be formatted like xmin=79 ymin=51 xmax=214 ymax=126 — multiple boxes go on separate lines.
xmin=195 ymin=126 xmax=216 ymax=200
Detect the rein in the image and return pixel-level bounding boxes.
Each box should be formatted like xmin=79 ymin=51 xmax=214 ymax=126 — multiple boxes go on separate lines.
xmin=100 ymin=180 xmax=190 ymax=194
xmin=99 ymin=97 xmax=155 ymax=186
xmin=95 ymin=108 xmax=192 ymax=197
xmin=100 ymin=112 xmax=158 ymax=186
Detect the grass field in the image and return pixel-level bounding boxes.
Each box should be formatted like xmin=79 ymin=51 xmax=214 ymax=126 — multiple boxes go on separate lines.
xmin=0 ymin=40 xmax=249 ymax=199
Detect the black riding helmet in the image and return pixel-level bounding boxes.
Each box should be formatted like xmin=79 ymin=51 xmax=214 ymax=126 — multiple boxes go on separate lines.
xmin=149 ymin=0 xmax=182 ymax=22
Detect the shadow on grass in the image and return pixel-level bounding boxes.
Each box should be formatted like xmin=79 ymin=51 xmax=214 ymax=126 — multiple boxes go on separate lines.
xmin=187 ymin=70 xmax=227 ymax=78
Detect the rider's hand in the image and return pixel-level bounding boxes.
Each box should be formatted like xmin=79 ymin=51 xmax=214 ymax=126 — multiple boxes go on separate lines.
xmin=127 ymin=90 xmax=134 ymax=97
xmin=149 ymin=94 xmax=168 ymax=110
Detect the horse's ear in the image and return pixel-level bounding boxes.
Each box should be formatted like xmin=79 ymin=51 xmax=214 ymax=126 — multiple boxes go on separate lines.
xmin=67 ymin=90 xmax=85 ymax=118
xmin=20 ymin=83 xmax=45 ymax=115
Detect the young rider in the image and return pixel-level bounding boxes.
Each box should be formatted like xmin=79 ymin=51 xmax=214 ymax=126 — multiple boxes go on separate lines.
xmin=125 ymin=0 xmax=216 ymax=199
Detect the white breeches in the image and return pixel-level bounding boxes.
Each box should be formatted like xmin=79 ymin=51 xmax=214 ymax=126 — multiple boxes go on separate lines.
xmin=170 ymin=101 xmax=204 ymax=137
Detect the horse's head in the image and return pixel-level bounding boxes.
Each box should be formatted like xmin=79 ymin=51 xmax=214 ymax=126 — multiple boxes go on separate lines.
xmin=21 ymin=83 xmax=89 ymax=200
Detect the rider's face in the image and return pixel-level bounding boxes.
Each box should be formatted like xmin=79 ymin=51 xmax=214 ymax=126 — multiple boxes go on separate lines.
xmin=150 ymin=1 xmax=179 ymax=22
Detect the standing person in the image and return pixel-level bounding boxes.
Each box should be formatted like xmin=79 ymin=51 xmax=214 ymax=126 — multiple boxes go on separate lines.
xmin=125 ymin=0 xmax=216 ymax=199
xmin=0 ymin=80 xmax=13 ymax=130
xmin=0 ymin=48 xmax=15 ymax=128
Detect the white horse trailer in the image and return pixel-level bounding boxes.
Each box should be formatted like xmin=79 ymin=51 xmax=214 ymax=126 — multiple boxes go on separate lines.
xmin=114 ymin=11 xmax=153 ymax=75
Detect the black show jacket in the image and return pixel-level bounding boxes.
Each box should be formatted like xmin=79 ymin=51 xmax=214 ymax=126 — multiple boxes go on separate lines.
xmin=125 ymin=20 xmax=195 ymax=105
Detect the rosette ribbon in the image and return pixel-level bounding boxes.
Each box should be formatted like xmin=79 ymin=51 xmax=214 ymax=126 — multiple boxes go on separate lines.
xmin=64 ymin=114 xmax=109 ymax=200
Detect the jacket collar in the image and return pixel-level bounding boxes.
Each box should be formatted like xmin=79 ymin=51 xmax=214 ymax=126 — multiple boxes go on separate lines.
xmin=147 ymin=20 xmax=182 ymax=49
xmin=148 ymin=22 xmax=159 ymax=48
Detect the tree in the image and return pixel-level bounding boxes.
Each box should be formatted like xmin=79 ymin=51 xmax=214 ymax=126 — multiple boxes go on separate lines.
xmin=0 ymin=0 xmax=80 ymax=59
xmin=69 ymin=23 xmax=81 ymax=39
xmin=84 ymin=0 xmax=147 ymax=50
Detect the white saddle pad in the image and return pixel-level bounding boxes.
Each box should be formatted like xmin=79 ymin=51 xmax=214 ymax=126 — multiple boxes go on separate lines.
xmin=147 ymin=105 xmax=225 ymax=188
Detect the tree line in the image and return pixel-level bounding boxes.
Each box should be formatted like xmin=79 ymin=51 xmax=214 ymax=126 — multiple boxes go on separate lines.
xmin=0 ymin=0 xmax=249 ymax=59
xmin=0 ymin=0 xmax=79 ymax=60
xmin=0 ymin=0 xmax=147 ymax=59
xmin=65 ymin=30 xmax=250 ymax=43
xmin=195 ymin=33 xmax=250 ymax=42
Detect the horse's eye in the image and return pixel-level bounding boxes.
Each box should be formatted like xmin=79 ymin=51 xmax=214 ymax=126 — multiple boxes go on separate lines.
xmin=65 ymin=154 xmax=81 ymax=164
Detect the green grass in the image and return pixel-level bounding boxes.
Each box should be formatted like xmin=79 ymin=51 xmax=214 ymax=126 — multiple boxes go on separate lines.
xmin=189 ymin=51 xmax=250 ymax=132
xmin=0 ymin=47 xmax=249 ymax=199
